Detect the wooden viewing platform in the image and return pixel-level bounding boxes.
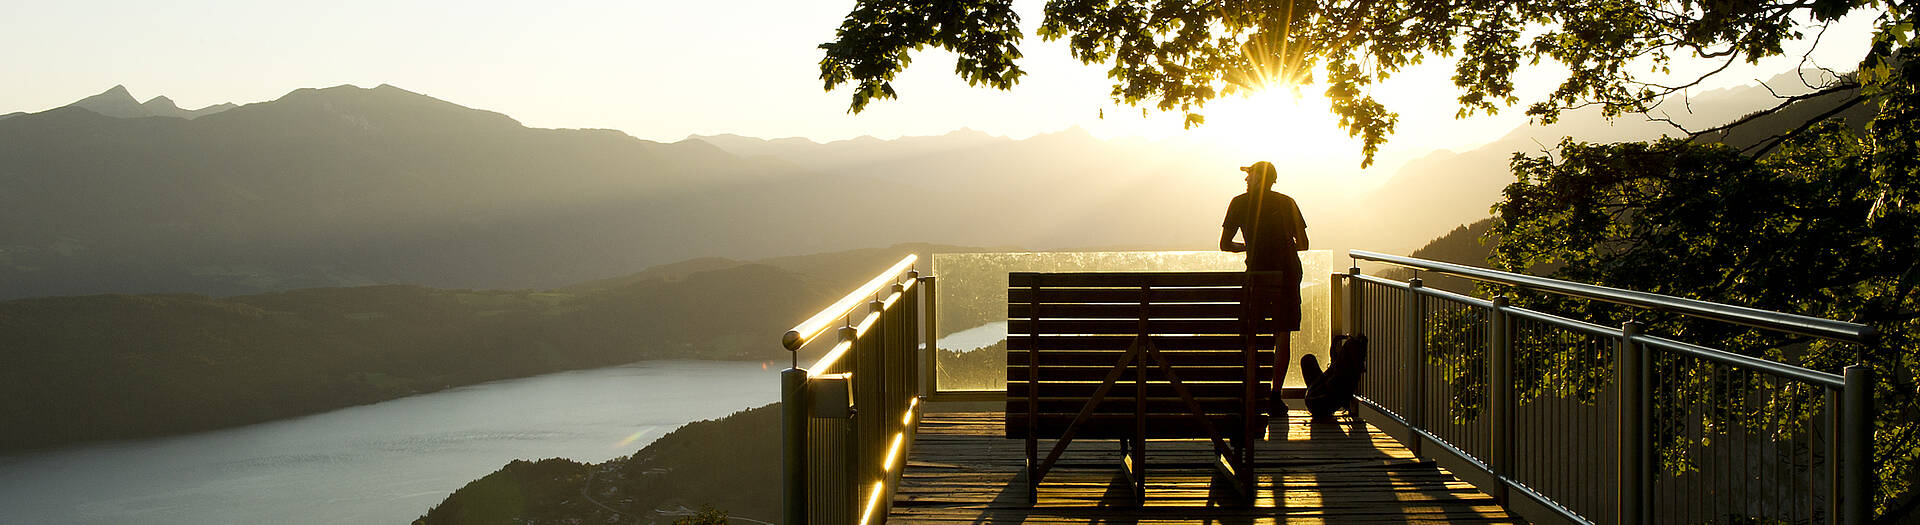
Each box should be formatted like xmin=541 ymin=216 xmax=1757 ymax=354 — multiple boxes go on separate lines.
xmin=781 ymin=254 xmax=1879 ymax=524
xmin=888 ymin=404 xmax=1519 ymax=523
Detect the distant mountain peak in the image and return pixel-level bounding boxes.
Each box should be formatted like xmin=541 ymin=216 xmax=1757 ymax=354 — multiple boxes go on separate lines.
xmin=142 ymin=95 xmax=180 ymax=111
xmin=62 ymin=85 xmax=234 ymax=120
xmin=1037 ymin=125 xmax=1095 ymax=142
xmin=683 ymin=133 xmax=758 ymax=143
xmin=68 ymin=85 xmax=144 ymax=117
xmin=260 ymin=83 xmax=524 ymax=131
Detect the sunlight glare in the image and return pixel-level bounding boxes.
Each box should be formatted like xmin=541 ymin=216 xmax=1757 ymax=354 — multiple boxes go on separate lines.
xmin=1190 ymin=88 xmax=1359 ymax=162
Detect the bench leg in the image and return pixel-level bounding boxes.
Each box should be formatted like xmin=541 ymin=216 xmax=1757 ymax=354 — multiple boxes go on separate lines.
xmin=1118 ymin=438 xmax=1146 ymax=504
xmin=1026 ymin=437 xmax=1038 ymax=504
xmin=1126 ymin=438 xmax=1146 ymax=503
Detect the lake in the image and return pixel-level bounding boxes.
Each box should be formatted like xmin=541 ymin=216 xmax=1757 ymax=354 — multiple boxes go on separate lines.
xmin=0 ymin=360 xmax=779 ymax=524
xmin=937 ymin=321 xmax=1007 ymax=352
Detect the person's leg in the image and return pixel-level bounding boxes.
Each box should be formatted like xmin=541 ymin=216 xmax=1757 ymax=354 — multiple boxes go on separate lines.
xmin=1250 ymin=281 xmax=1289 ymax=417
xmin=1273 ymin=333 xmax=1291 ymax=392
xmin=1270 ymin=331 xmax=1290 ymax=417
xmin=1273 ymin=271 xmax=1302 ymax=412
xmin=1300 ymin=353 xmax=1324 ymax=387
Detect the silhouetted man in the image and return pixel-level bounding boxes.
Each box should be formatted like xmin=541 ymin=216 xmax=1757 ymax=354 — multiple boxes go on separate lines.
xmin=1219 ymin=160 xmax=1308 ymax=417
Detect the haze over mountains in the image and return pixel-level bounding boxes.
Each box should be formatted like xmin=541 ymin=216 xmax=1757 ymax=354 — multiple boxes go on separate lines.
xmin=0 ymin=75 xmax=1827 ymax=299
xmin=1 ymin=84 xmax=907 ymax=298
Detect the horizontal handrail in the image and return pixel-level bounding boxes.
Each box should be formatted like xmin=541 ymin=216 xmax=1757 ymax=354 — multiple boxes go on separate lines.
xmin=1632 ymin=332 xmax=1846 ymax=388
xmin=1350 ymin=250 xmax=1877 ymax=344
xmin=784 ymin=254 xmax=918 ymax=351
xmin=1505 ymin=304 xmax=1620 ymax=338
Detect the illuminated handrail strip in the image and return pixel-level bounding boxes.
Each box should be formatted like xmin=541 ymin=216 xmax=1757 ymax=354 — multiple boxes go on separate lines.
xmin=807 ymin=341 xmax=854 ymax=378
xmin=782 ymin=254 xmax=926 ymax=525
xmin=784 ymin=254 xmax=918 ymax=351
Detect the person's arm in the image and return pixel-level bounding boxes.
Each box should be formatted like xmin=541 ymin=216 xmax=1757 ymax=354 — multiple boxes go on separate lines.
xmin=1293 ymin=201 xmax=1310 ymax=251
xmin=1220 ymin=226 xmax=1245 ymax=253
xmin=1221 ymin=197 xmax=1245 ymax=252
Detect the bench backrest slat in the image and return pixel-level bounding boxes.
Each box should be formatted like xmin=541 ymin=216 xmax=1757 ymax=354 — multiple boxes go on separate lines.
xmin=1006 ymin=271 xmax=1276 ymax=439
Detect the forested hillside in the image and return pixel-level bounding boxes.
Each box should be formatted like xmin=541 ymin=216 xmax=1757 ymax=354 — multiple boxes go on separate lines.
xmin=0 ymin=245 xmax=957 ymax=453
xmin=416 ymin=403 xmax=781 ymax=525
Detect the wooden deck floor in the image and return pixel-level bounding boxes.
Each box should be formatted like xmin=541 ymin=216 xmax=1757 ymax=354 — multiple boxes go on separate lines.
xmin=888 ymin=407 xmax=1520 ymax=523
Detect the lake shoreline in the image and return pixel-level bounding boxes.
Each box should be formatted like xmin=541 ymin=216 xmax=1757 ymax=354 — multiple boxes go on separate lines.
xmin=0 ymin=360 xmax=780 ymax=525
xmin=0 ymin=356 xmax=783 ymax=460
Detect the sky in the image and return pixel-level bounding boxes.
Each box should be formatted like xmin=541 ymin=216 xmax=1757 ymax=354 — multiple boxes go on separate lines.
xmin=0 ymin=0 xmax=1880 ymax=179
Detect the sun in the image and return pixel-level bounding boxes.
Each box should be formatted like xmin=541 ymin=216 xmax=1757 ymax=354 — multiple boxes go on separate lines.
xmin=1190 ymin=87 xmax=1360 ymax=162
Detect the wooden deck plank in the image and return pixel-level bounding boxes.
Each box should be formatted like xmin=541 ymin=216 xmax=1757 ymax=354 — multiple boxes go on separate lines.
xmin=887 ymin=407 xmax=1522 ymax=523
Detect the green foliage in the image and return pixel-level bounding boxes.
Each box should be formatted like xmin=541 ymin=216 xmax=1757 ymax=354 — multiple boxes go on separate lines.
xmin=413 ymin=458 xmax=588 ymax=525
xmin=935 ymin=340 xmax=1007 ymax=391
xmin=820 ymin=0 xmax=1913 ymax=168
xmin=1490 ymin=121 xmax=1919 ymax=514
xmin=673 ymin=505 xmax=730 ymax=525
xmin=1422 ymin=306 xmax=1489 ymax=422
xmin=818 ymin=0 xmax=1025 ymax=113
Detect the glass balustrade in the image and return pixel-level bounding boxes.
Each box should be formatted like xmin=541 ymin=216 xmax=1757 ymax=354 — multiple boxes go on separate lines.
xmin=930 ymin=250 xmax=1333 ymax=392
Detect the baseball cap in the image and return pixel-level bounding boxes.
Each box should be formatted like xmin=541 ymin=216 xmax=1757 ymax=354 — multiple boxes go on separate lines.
xmin=1240 ymin=161 xmax=1276 ymax=183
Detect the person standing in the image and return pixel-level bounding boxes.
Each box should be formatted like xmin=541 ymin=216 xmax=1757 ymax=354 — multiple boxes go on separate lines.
xmin=1219 ymin=161 xmax=1309 ymax=416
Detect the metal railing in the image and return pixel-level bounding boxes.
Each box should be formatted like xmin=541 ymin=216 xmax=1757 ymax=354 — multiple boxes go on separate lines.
xmin=1341 ymin=250 xmax=1877 ymax=524
xmin=781 ymin=255 xmax=931 ymax=525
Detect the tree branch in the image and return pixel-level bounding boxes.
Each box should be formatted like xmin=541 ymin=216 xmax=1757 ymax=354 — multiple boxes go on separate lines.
xmin=1745 ymin=93 xmax=1870 ymax=157
xmin=1649 ymin=81 xmax=1861 ymax=137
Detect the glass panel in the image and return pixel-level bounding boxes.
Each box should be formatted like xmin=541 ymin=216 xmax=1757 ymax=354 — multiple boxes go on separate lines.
xmin=931 ymin=250 xmax=1334 ymax=392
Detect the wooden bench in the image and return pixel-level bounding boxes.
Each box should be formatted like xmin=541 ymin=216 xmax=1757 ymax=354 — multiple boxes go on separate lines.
xmin=1005 ymin=271 xmax=1285 ymax=503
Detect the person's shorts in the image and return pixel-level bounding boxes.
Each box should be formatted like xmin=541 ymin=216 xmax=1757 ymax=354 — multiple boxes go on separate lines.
xmin=1250 ymin=271 xmax=1303 ymax=332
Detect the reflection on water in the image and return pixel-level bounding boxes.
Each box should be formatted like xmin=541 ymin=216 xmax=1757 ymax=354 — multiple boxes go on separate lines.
xmin=937 ymin=321 xmax=1008 ymax=352
xmin=931 ymin=251 xmax=1332 ymax=391
xmin=0 ymin=361 xmax=777 ymax=525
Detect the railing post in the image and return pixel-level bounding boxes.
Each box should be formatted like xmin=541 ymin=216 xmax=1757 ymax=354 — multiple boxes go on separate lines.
xmin=1488 ymin=295 xmax=1511 ymax=505
xmin=861 ymin=300 xmax=884 ymax=488
xmin=901 ymin=273 xmax=918 ymax=403
xmin=891 ymin=283 xmax=907 ymax=421
xmin=840 ymin=325 xmax=862 ymax=522
xmin=1406 ymin=277 xmax=1425 ymax=455
xmin=1842 ymin=364 xmax=1874 ymax=523
xmin=920 ymin=276 xmax=937 ymax=397
xmin=781 ymin=366 xmax=808 ymax=525
xmin=1619 ymin=320 xmax=1646 ymax=525
xmin=1331 ymin=273 xmax=1347 ymax=335
xmin=1347 ymin=265 xmax=1363 ymax=335
xmin=1828 ymin=386 xmax=1843 ymax=521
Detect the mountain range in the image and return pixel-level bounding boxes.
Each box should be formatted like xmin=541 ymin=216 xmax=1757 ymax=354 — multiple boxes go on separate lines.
xmin=65 ymin=85 xmax=238 ymax=120
xmin=1 ymin=75 xmax=1829 ymax=299
xmin=0 ymin=84 xmax=908 ymax=298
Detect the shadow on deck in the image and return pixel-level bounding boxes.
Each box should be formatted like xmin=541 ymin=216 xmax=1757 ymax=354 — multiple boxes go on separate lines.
xmin=889 ymin=402 xmax=1519 ymax=523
